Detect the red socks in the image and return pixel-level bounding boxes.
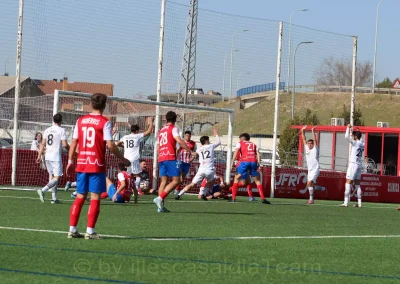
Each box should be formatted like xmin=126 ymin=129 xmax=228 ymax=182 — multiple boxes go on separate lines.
xmin=70 ymin=196 xmax=85 ymax=226
xmin=176 ymin=184 xmax=182 ymax=191
xmin=160 ymin=191 xmax=168 ymax=200
xmin=100 ymin=192 xmax=108 ymax=199
xmin=257 ymin=184 xmax=265 ymax=199
xmin=231 ymin=183 xmax=239 ymax=199
xmin=87 ymin=199 xmax=100 ymax=229
xmin=247 ymin=184 xmax=253 ymax=198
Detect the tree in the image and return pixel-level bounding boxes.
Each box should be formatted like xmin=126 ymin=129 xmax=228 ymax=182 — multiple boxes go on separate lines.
xmin=314 ymin=57 xmax=372 ymax=87
xmin=376 ymin=77 xmax=393 ymax=88
xmin=278 ymin=109 xmax=320 ymax=166
xmin=337 ymin=104 xmax=364 ymax=126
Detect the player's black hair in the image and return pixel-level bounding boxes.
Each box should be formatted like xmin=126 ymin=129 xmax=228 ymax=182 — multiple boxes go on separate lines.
xmin=139 ymin=159 xmax=146 ymax=163
xmin=130 ymin=125 xmax=139 ymax=133
xmin=185 ymin=130 xmax=192 ymax=135
xmin=118 ymin=162 xmax=127 ymax=172
xmin=200 ymin=136 xmax=209 ymax=145
xmin=353 ymin=131 xmax=362 ymax=140
xmin=239 ymin=133 xmax=250 ymax=141
xmin=91 ymin=93 xmax=107 ymax=111
xmin=165 ymin=111 xmax=177 ymax=123
xmin=34 ymin=132 xmax=42 ymax=140
xmin=307 ymin=139 xmax=314 ymax=143
xmin=53 ymin=113 xmax=62 ymax=124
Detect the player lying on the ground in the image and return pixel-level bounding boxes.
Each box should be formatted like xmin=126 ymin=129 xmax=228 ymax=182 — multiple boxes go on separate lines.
xmin=301 ymin=125 xmax=320 ymax=205
xmin=340 ymin=124 xmax=365 ymax=208
xmin=175 ymin=129 xmax=221 ymax=200
xmin=175 ymin=130 xmax=197 ymax=194
xmin=116 ymin=117 xmax=154 ymax=193
xmin=153 ymin=111 xmax=194 ymax=212
xmin=230 ymin=133 xmax=270 ymax=204
xmin=36 ymin=113 xmax=69 ymax=204
xmin=100 ymin=163 xmax=138 ymax=203
xmin=67 ymin=93 xmax=130 ymax=240
xmin=197 ymin=175 xmax=228 ymax=200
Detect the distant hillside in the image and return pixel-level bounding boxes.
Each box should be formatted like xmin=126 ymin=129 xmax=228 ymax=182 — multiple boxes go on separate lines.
xmin=211 ymin=92 xmax=400 ymax=135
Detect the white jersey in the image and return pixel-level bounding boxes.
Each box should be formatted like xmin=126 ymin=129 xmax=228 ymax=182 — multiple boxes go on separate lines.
xmin=120 ymin=133 xmax=144 ymax=161
xmin=345 ymin=128 xmax=365 ymax=165
xmin=43 ymin=125 xmax=67 ymax=162
xmin=196 ymin=136 xmax=221 ymax=170
xmin=304 ymin=146 xmax=319 ymax=171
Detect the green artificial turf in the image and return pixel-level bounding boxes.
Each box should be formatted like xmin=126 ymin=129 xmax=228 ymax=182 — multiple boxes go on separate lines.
xmin=0 ymin=189 xmax=399 ymax=284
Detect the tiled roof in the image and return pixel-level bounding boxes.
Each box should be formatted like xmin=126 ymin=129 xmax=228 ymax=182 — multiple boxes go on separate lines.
xmin=34 ymin=79 xmax=114 ymax=96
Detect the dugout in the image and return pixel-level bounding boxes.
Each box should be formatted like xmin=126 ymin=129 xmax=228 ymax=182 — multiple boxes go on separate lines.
xmin=292 ymin=126 xmax=400 ymax=176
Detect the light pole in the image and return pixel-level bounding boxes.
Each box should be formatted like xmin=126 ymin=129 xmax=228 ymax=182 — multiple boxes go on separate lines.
xmin=292 ymin=41 xmax=313 ymax=119
xmin=287 ymin=9 xmax=309 ymax=93
xmin=223 ymin=49 xmax=238 ymax=101
xmin=372 ymin=0 xmax=385 ymax=93
xmin=229 ymin=29 xmax=249 ymax=101
xmin=236 ymin=72 xmax=251 ymax=95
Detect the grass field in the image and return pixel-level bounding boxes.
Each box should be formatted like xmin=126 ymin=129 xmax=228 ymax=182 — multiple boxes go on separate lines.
xmin=1 ymin=189 xmax=400 ymax=284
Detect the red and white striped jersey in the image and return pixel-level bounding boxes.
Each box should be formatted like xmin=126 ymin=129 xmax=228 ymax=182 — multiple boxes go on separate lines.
xmin=178 ymin=140 xmax=196 ymax=163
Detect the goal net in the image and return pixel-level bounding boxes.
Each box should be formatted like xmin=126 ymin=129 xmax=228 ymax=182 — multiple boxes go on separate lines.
xmin=0 ymin=90 xmax=234 ymax=195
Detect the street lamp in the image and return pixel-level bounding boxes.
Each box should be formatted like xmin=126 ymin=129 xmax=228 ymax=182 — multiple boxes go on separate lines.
xmin=223 ymin=49 xmax=239 ymax=101
xmin=287 ymin=9 xmax=309 ymax=93
xmin=236 ymin=72 xmax=251 ymax=94
xmin=229 ymin=29 xmax=249 ymax=101
xmin=292 ymin=41 xmax=313 ymax=119
xmin=372 ymin=0 xmax=385 ymax=93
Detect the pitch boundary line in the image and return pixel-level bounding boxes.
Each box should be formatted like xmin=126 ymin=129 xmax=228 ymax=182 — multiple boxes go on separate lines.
xmin=1 ymin=226 xmax=400 ymax=241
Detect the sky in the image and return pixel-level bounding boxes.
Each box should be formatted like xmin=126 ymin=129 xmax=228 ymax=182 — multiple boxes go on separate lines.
xmin=0 ymin=0 xmax=397 ymax=98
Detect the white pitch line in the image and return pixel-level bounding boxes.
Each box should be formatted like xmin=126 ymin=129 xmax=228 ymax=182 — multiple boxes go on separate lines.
xmin=0 ymin=226 xmax=400 ymax=241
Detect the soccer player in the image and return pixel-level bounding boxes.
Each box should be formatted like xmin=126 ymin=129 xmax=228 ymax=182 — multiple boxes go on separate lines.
xmin=230 ymin=133 xmax=270 ymax=204
xmin=66 ymin=93 xmax=130 ymax=239
xmin=198 ymin=174 xmax=226 ymax=200
xmin=176 ymin=129 xmax=221 ymax=200
xmin=36 ymin=114 xmax=69 ymax=204
xmin=340 ymin=124 xmax=365 ymax=208
xmin=175 ymin=130 xmax=197 ymax=193
xmin=117 ymin=118 xmax=154 ymax=192
xmin=137 ymin=159 xmax=157 ymax=195
xmin=153 ymin=111 xmax=193 ymax=212
xmin=100 ymin=163 xmax=137 ymax=203
xmin=301 ymin=125 xmax=320 ymax=205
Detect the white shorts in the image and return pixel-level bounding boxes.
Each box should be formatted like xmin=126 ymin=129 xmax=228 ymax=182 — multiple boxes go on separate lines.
xmin=127 ymin=159 xmax=141 ymax=175
xmin=346 ymin=163 xmax=362 ymax=181
xmin=192 ymin=168 xmax=215 ymax=185
xmin=308 ymin=169 xmax=320 ymax=183
xmin=45 ymin=160 xmax=63 ymax=177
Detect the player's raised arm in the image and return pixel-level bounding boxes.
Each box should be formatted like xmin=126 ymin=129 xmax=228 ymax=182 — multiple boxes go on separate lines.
xmin=300 ymin=125 xmax=307 ymax=148
xmin=212 ymin=128 xmax=221 ymax=148
xmin=345 ymin=124 xmax=354 ymax=145
xmin=143 ymin=117 xmax=154 ymax=137
xmin=312 ymin=126 xmax=318 ymax=148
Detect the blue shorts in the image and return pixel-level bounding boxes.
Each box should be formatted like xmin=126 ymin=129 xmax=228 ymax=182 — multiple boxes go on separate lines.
xmin=211 ymin=184 xmax=220 ymax=195
xmin=159 ymin=160 xmax=181 ymax=177
xmin=107 ymin=184 xmax=124 ymax=203
xmin=180 ymin=162 xmax=191 ymax=176
xmin=237 ymin=162 xmax=259 ymax=180
xmin=76 ymin=172 xmax=106 ymax=195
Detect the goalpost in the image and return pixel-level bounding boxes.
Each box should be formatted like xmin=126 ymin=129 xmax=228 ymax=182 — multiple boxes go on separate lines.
xmin=51 ymin=90 xmax=234 ymax=190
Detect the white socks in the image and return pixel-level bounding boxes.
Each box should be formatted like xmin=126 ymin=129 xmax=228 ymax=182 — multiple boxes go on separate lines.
xmin=52 ymin=186 xmax=57 ymax=201
xmin=135 ymin=177 xmax=141 ymax=190
xmin=308 ymin=187 xmax=314 ymax=201
xmin=344 ymin=183 xmax=351 ymax=205
xmin=356 ymin=185 xmax=362 ymax=206
xmin=71 ymin=182 xmax=77 ymax=187
xmin=42 ymin=179 xmax=58 ymax=193
xmin=86 ymin=227 xmax=95 ymax=234
xmin=70 ymin=226 xmax=77 ymax=233
xmin=178 ymin=189 xmax=185 ymax=197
